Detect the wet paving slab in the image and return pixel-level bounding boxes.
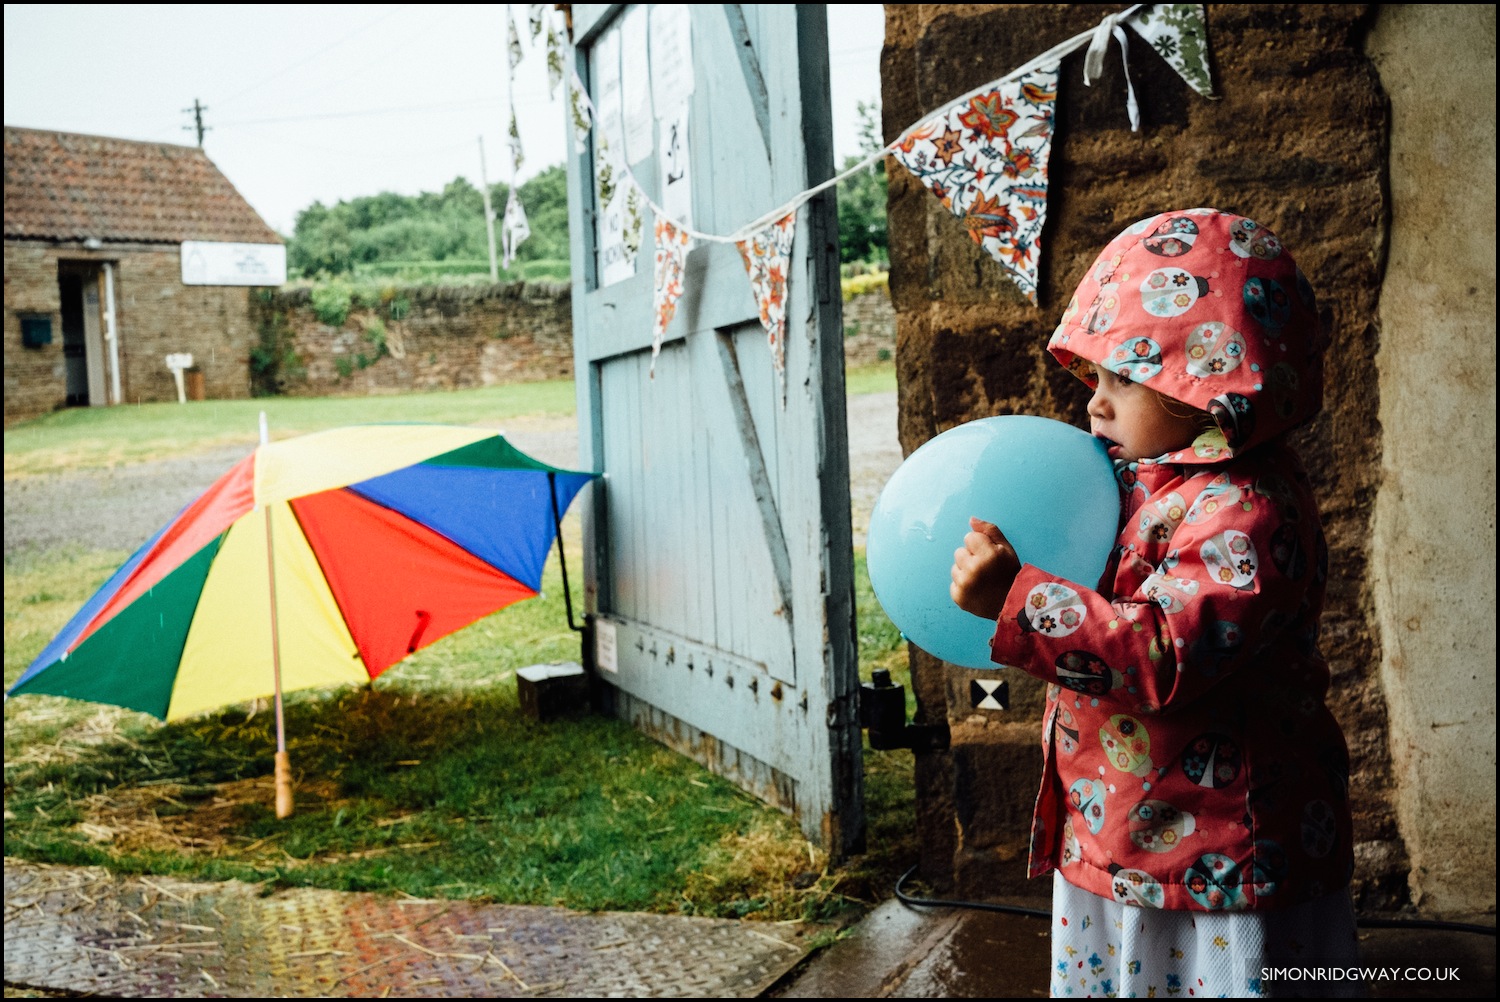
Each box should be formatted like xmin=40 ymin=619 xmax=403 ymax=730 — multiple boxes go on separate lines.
xmin=4 ymin=859 xmax=815 ymax=998
xmin=774 ymin=897 xmax=1497 ymax=999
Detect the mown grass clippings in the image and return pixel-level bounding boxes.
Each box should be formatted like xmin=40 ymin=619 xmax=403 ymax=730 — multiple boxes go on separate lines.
xmin=4 ymin=542 xmax=916 ymax=923
xmin=5 ymin=387 xmax=917 ymax=925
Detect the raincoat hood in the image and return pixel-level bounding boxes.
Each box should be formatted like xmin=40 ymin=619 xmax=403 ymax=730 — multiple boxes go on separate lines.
xmin=1048 ymin=208 xmax=1325 ymax=464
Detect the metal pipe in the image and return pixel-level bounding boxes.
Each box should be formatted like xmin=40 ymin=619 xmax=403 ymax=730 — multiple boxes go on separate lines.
xmin=549 ymin=471 xmax=582 ymax=633
xmin=102 ymin=262 xmax=122 ymax=404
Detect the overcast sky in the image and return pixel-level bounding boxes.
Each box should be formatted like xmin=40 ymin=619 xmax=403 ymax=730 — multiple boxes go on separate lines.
xmin=4 ymin=4 xmax=885 ymax=235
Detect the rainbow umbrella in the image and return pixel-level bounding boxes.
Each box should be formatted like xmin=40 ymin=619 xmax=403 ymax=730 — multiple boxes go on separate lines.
xmin=7 ymin=424 xmax=598 ymax=816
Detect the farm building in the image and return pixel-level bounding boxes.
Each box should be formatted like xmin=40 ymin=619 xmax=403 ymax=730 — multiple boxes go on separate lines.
xmin=4 ymin=126 xmax=284 ymax=422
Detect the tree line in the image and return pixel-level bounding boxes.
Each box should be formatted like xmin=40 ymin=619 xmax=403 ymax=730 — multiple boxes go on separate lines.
xmin=287 ymin=112 xmax=888 ymax=282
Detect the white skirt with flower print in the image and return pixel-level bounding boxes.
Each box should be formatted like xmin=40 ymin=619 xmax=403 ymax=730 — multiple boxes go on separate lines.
xmin=1050 ymin=873 xmax=1361 ymax=998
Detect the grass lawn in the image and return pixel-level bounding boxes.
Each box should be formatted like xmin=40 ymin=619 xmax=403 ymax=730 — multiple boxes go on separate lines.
xmin=3 ymin=363 xmax=916 ymax=923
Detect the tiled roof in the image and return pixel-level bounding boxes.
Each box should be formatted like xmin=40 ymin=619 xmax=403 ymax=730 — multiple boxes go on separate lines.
xmin=4 ymin=126 xmax=281 ymax=245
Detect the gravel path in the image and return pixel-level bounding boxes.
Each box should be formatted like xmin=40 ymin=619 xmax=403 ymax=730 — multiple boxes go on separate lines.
xmin=4 ymin=392 xmax=901 ymax=558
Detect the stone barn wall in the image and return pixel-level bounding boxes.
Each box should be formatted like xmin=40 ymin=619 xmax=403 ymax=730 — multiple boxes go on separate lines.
xmin=5 ymin=241 xmax=259 ymax=421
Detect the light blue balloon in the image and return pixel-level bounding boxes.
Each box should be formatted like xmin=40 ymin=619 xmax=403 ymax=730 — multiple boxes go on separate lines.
xmin=866 ymin=415 xmax=1120 ymax=670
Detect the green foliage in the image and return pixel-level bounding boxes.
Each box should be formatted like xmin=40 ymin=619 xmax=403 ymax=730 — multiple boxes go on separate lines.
xmin=249 ymin=310 xmax=304 ymax=398
xmin=841 ymin=270 xmax=889 ymax=300
xmin=361 ymin=318 xmax=389 ymax=358
xmin=287 ymin=167 xmax=572 ymax=281
xmin=836 ymin=100 xmax=889 ymax=266
xmin=310 ymin=280 xmax=354 ymax=327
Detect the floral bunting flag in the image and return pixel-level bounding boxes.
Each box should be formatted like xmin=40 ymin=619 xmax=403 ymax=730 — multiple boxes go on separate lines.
xmin=735 ymin=211 xmax=798 ymax=399
xmin=546 ymin=22 xmax=565 ymax=98
xmin=568 ymin=71 xmax=593 ymax=148
xmin=650 ymin=219 xmax=692 ymax=377
xmin=1128 ymin=4 xmax=1215 ymax=98
xmin=890 ymin=66 xmax=1060 ymax=304
xmin=528 ymin=3 xmax=547 ymax=41
xmin=502 ymin=188 xmax=531 ymax=268
xmin=508 ymin=110 xmax=525 ymax=174
xmin=507 ymin=9 xmax=524 ymax=72
xmin=622 ymin=184 xmax=645 ymax=266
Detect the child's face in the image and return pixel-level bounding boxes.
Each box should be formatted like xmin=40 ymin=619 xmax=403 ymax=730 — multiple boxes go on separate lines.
xmin=1087 ymin=363 xmax=1204 ymax=461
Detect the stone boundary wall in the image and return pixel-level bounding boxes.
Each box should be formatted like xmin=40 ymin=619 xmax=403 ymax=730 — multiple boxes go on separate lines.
xmin=255 ymin=281 xmax=575 ymax=396
xmin=254 ymin=281 xmax=896 ymax=397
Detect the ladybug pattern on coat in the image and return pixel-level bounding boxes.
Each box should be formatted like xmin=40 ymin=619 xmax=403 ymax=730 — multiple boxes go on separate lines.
xmin=993 ymin=209 xmax=1352 ymax=913
xmin=1110 ymin=865 xmax=1167 ymax=908
xmin=1184 ymin=322 xmax=1246 ymax=378
xmin=1141 ymin=268 xmax=1209 ymax=318
xmin=1128 ymin=799 xmax=1197 ymax=853
xmin=1180 ymin=732 xmax=1242 ymax=788
xmin=1143 ymin=216 xmax=1199 ymax=257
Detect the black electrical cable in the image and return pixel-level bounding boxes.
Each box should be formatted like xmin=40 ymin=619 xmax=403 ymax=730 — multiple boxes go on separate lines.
xmin=893 ymin=865 xmax=1497 ymax=936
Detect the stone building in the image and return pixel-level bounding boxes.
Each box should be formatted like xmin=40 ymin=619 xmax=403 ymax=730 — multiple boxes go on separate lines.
xmin=4 ymin=127 xmax=282 ymax=422
xmin=881 ymin=5 xmax=1493 ymax=918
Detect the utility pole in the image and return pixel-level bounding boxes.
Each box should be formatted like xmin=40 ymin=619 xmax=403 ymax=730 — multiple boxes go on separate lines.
xmin=182 ymin=99 xmax=210 ymax=146
xmin=478 ymin=137 xmax=500 ymax=281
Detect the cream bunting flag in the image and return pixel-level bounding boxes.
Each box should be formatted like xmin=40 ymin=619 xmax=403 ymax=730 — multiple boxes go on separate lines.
xmin=1128 ymin=4 xmax=1215 ymax=98
xmin=502 ymin=188 xmax=531 ymax=269
xmin=736 ymin=211 xmax=798 ymax=399
xmin=650 ymin=219 xmax=692 ymax=377
xmin=890 ymin=67 xmax=1059 ymax=304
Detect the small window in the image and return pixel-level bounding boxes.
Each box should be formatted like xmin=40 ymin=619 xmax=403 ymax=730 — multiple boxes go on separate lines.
xmin=21 ymin=314 xmax=53 ymax=349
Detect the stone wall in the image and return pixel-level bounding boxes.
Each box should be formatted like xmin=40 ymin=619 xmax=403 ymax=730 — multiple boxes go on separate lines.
xmin=8 ymin=255 xmax=897 ymax=416
xmin=4 ymin=240 xmax=258 ymax=421
xmin=881 ymin=4 xmax=1416 ymax=910
xmin=254 ymin=281 xmax=896 ymax=397
xmin=254 ymin=281 xmax=575 ymax=397
xmin=1366 ymin=7 xmax=1496 ymax=915
xmin=841 ymin=281 xmax=899 ymax=368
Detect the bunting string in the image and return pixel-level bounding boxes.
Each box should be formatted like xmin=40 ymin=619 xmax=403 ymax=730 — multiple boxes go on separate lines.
xmin=502 ymin=2 xmax=1214 ymax=388
xmin=565 ymin=3 xmax=1161 ymax=248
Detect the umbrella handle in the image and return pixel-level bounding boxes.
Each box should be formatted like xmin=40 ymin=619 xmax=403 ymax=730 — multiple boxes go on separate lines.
xmin=275 ymin=751 xmax=294 ymax=818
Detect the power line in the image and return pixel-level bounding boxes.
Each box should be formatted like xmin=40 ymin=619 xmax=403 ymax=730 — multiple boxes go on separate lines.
xmin=214 ymin=97 xmax=506 ymax=128
xmin=214 ymin=6 xmax=409 ymax=107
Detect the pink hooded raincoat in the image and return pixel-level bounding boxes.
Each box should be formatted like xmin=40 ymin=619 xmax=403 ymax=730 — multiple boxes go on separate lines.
xmin=991 ymin=208 xmax=1354 ymax=912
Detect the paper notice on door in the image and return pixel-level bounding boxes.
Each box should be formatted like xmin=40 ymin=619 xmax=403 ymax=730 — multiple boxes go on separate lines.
xmin=593 ymin=30 xmax=635 ymax=287
xmin=660 ymin=104 xmax=692 ymax=228
xmin=621 ymin=5 xmax=654 ymax=166
xmin=649 ymin=4 xmax=694 ymax=109
xmin=595 ymin=619 xmax=619 ymax=674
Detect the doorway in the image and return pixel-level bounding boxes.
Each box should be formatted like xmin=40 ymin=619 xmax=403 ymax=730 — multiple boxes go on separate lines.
xmin=57 ymin=263 xmax=109 ymax=407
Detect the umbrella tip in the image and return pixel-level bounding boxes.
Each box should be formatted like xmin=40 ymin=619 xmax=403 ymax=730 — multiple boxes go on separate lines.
xmin=259 ymin=411 xmax=269 ymax=446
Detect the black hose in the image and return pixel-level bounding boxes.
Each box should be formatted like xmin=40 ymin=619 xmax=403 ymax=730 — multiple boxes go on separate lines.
xmin=893 ymin=865 xmax=1498 ymax=935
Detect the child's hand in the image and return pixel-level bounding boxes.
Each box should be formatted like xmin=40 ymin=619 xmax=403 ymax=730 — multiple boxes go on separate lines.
xmin=950 ymin=517 xmax=1021 ymax=622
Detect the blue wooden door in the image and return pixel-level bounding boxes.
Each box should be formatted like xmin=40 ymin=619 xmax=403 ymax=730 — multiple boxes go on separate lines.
xmin=565 ymin=4 xmax=861 ymax=854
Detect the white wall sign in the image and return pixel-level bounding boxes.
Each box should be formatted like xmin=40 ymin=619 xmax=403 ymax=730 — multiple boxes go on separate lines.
xmin=180 ymin=241 xmax=287 ymax=286
xmin=595 ymin=618 xmax=619 ymax=674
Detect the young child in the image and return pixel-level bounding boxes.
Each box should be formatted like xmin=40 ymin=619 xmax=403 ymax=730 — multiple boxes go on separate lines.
xmin=951 ymin=208 xmax=1359 ymax=997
